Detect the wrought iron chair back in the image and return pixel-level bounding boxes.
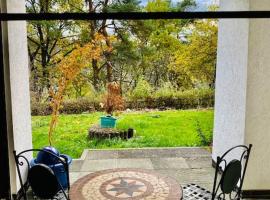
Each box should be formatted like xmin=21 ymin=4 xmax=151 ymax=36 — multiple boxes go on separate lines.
xmin=13 ymin=149 xmax=70 ymax=200
xmin=28 ymin=164 xmax=60 ymax=198
xmin=211 ymin=144 xmax=252 ymax=200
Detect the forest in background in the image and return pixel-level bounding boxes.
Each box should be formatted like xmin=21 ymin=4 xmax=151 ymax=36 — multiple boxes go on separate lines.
xmin=26 ymin=0 xmax=217 ymax=115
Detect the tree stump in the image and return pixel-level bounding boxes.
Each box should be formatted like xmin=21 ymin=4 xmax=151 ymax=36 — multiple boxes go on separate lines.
xmin=88 ymin=125 xmax=134 ymax=140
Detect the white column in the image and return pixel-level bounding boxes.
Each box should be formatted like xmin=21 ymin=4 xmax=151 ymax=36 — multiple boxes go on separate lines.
xmin=1 ymin=0 xmax=33 ymax=194
xmin=212 ymin=0 xmax=249 ymax=161
xmin=213 ymin=0 xmax=270 ymax=191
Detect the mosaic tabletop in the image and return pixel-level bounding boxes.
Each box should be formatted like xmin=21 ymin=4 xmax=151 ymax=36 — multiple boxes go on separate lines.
xmin=70 ymin=168 xmax=182 ymax=200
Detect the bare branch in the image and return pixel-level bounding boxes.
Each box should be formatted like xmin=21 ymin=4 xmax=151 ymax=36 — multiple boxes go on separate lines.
xmin=27 ymin=36 xmax=40 ymax=46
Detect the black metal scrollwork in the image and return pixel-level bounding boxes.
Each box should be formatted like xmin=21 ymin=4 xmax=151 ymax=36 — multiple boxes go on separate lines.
xmin=211 ymin=144 xmax=252 ymax=200
xmin=13 ymin=149 xmax=70 ymax=200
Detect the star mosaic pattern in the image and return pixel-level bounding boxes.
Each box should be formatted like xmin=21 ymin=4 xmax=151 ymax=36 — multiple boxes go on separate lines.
xmin=107 ymin=178 xmax=145 ymax=197
xmin=70 ymin=168 xmax=182 ymax=200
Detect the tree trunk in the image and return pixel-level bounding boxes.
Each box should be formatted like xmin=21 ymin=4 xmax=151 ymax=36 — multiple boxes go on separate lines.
xmin=92 ymin=59 xmax=100 ymax=91
xmin=88 ymin=0 xmax=101 ymax=91
xmin=101 ymin=22 xmax=113 ymax=83
xmin=106 ymin=61 xmax=113 ymax=82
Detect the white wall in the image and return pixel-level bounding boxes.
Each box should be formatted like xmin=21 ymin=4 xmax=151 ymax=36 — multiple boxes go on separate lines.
xmin=244 ymin=0 xmax=270 ymax=190
xmin=213 ymin=0 xmax=249 ymax=161
xmin=1 ymin=0 xmax=33 ymax=194
xmin=213 ymin=0 xmax=270 ymax=190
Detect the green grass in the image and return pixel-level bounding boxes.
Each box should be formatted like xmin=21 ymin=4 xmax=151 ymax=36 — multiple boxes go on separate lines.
xmin=32 ymin=109 xmax=214 ymax=158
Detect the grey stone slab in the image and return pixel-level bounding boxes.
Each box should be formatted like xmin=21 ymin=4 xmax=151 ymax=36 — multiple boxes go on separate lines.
xmin=116 ymin=158 xmax=154 ymax=169
xmin=84 ymin=148 xmax=212 ymax=159
xmin=79 ymin=172 xmax=94 ymax=179
xmin=156 ymin=168 xmax=215 ymax=185
xmin=151 ymin=157 xmax=189 ymax=169
xmin=69 ymin=172 xmax=81 ymax=184
xmin=116 ymin=148 xmax=184 ymax=159
xmin=70 ymin=172 xmax=95 ymax=185
xmin=86 ymin=150 xmax=118 ymax=160
xmin=185 ymin=157 xmax=213 ymax=169
xmin=79 ymin=149 xmax=89 ymax=160
xmin=81 ymin=159 xmax=117 ymax=171
xmin=141 ymin=149 xmax=178 ymax=158
xmin=175 ymin=148 xmax=211 ymax=158
xmin=69 ymin=159 xmax=83 ymax=172
xmin=117 ymin=149 xmax=155 ymax=158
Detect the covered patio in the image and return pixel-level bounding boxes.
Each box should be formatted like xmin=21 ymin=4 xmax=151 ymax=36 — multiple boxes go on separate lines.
xmin=69 ymin=148 xmax=215 ymax=189
xmin=1 ymin=0 xmax=270 ymax=199
xmin=23 ymin=147 xmax=214 ymax=199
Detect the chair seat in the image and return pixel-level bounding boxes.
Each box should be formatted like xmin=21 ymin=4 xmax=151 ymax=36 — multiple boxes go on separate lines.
xmin=183 ymin=183 xmax=212 ymax=200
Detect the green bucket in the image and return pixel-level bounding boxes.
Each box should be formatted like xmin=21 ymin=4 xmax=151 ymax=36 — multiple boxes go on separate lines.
xmin=100 ymin=116 xmax=117 ymax=128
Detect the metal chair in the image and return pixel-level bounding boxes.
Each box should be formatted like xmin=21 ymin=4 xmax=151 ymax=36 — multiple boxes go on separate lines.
xmin=13 ymin=149 xmax=70 ymax=200
xmin=183 ymin=144 xmax=252 ymax=200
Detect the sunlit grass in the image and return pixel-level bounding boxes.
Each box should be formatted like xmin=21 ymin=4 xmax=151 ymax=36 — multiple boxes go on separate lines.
xmin=32 ymin=109 xmax=214 ymax=158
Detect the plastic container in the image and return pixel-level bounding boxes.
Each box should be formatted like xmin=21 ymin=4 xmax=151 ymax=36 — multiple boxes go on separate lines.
xmin=31 ymin=147 xmax=72 ymax=190
xmin=100 ymin=116 xmax=117 ymax=128
xmin=36 ymin=146 xmax=60 ymax=165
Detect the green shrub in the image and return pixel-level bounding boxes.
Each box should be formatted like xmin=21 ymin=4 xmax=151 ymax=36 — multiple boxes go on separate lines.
xmin=154 ymin=82 xmax=177 ymax=98
xmin=84 ymin=84 xmax=105 ymax=103
xmin=61 ymin=98 xmax=98 ymax=114
xmin=126 ymin=88 xmax=214 ymax=109
xmin=31 ymin=98 xmax=101 ymax=116
xmin=31 ymin=89 xmax=214 ymax=116
xmin=129 ymin=78 xmax=153 ymax=100
xmin=31 ymin=101 xmax=52 ymax=116
xmin=65 ymin=83 xmax=105 ymax=102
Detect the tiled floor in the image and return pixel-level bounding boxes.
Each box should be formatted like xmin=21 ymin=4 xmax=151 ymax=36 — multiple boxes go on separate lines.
xmin=70 ymin=168 xmax=182 ymax=199
xmin=26 ymin=147 xmax=263 ymax=199
xmin=69 ymin=147 xmax=215 ymax=192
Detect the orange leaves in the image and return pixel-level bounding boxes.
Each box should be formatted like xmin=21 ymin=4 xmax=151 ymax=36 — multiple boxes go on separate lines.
xmin=48 ymin=33 xmax=112 ymax=145
xmin=102 ymin=82 xmax=125 ymax=115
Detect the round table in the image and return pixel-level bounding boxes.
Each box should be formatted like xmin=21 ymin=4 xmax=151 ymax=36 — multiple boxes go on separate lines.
xmin=70 ymin=168 xmax=182 ymax=200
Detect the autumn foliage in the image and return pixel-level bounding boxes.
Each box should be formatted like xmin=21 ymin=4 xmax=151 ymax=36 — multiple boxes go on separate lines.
xmin=170 ymin=19 xmax=217 ymax=88
xmin=102 ymin=82 xmax=125 ymax=116
xmin=48 ymin=34 xmax=113 ymax=145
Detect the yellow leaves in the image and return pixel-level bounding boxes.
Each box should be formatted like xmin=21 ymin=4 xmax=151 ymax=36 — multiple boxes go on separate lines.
xmin=170 ymin=19 xmax=218 ymax=86
xmin=48 ymin=33 xmax=114 ymax=145
xmin=146 ymin=0 xmax=170 ymax=12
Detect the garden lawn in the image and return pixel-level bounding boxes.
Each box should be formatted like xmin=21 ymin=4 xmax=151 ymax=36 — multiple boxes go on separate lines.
xmin=32 ymin=109 xmax=214 ymax=158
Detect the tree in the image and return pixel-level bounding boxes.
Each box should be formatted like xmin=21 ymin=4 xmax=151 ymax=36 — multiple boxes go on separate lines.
xmin=27 ymin=0 xmax=219 ymax=102
xmin=48 ymin=34 xmax=108 ymax=145
xmin=26 ymin=0 xmax=83 ymax=100
xmin=110 ymin=0 xmax=196 ymax=90
xmin=140 ymin=0 xmax=196 ymax=88
xmin=81 ymin=0 xmax=141 ymax=90
xmin=170 ymin=19 xmax=218 ymax=88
